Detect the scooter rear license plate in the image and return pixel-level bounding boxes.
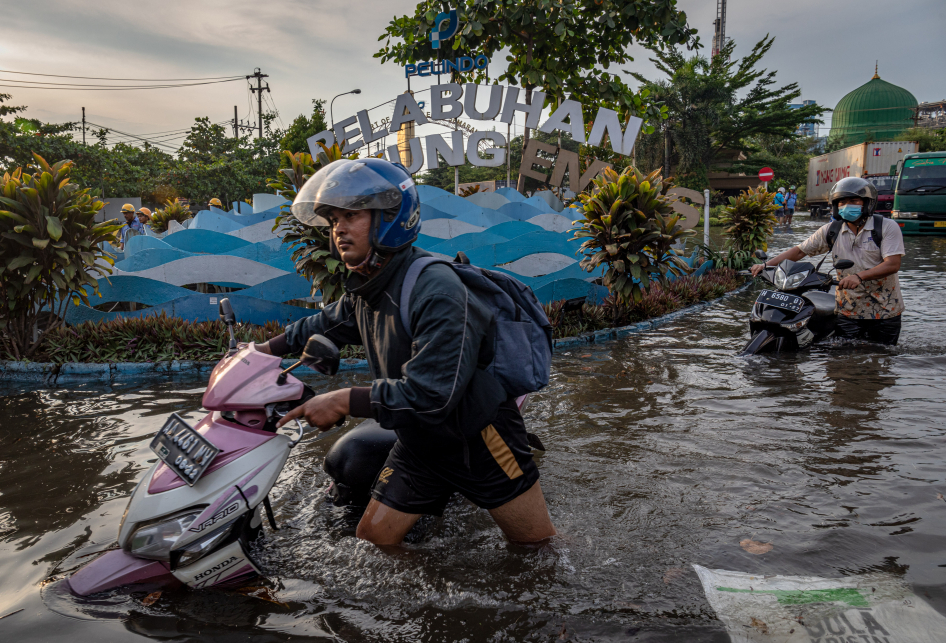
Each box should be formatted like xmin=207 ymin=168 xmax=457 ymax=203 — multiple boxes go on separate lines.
xmin=756 ymin=289 xmax=805 ymax=313
xmin=150 ymin=414 xmax=220 ymax=486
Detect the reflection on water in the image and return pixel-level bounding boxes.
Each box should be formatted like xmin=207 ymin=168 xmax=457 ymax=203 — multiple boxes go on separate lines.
xmin=1 ymin=216 xmax=945 ymax=642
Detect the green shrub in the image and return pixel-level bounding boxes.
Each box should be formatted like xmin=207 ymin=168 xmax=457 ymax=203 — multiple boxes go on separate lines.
xmin=150 ymin=198 xmax=192 ymax=233
xmin=0 ymin=154 xmax=121 ymax=359
xmin=571 ymin=166 xmax=695 ymax=305
xmin=29 ymin=313 xmax=365 ymax=363
xmin=270 ymin=146 xmax=354 ymax=304
xmin=543 ymin=268 xmax=746 ymax=339
xmin=719 ymin=187 xmax=780 ymax=252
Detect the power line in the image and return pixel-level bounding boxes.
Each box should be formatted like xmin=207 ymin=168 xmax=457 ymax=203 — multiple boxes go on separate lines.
xmin=83 ymin=118 xmax=234 ymax=152
xmin=0 ymin=69 xmax=244 ymax=81
xmin=0 ymin=78 xmax=244 ymax=91
xmin=85 ymin=122 xmax=180 ymax=151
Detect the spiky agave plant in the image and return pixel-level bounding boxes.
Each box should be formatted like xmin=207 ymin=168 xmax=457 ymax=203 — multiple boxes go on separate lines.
xmin=718 ymin=187 xmax=780 ymax=252
xmin=150 ymin=198 xmax=193 ymax=233
xmin=570 ymin=166 xmax=695 ymax=305
xmin=271 ymin=143 xmax=359 ymax=304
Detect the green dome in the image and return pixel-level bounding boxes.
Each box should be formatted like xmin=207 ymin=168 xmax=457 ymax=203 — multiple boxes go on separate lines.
xmin=830 ymin=71 xmax=917 ymax=146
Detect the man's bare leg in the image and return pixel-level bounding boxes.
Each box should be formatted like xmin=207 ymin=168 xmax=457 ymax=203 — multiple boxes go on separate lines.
xmin=356 ymin=499 xmax=421 ymax=547
xmin=488 ymin=481 xmax=557 ymax=544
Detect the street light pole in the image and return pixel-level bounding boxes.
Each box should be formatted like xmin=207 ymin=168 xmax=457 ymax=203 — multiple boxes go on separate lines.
xmin=330 ymin=89 xmax=362 ymax=131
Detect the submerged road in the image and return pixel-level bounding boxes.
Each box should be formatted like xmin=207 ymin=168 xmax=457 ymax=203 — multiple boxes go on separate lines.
xmin=1 ymin=215 xmax=945 ymax=641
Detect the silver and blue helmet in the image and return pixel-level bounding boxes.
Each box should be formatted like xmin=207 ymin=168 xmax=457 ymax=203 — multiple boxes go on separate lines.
xmin=290 ymin=157 xmax=421 ymax=253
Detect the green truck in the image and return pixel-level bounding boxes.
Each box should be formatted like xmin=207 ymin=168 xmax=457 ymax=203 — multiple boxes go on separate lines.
xmin=892 ymin=151 xmax=946 ymax=235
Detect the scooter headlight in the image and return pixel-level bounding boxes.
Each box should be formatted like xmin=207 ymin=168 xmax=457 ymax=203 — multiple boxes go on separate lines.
xmin=775 ymin=269 xmax=808 ymax=291
xmin=171 ymin=521 xmax=237 ymax=569
xmin=129 ymin=510 xmax=202 ymax=561
xmin=784 ymin=270 xmax=809 ymax=290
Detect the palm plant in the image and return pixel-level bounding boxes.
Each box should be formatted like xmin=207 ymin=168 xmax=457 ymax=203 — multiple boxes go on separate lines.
xmin=570 ymin=166 xmax=694 ymax=305
xmin=718 ymin=187 xmax=780 ymax=252
xmin=0 ymin=153 xmax=121 ymax=359
xmin=150 ymin=198 xmax=192 ymax=233
xmin=270 ymin=143 xmax=359 ymax=304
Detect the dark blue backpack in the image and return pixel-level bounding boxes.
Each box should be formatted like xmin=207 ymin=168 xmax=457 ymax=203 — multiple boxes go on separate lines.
xmin=399 ymin=254 xmax=553 ymax=398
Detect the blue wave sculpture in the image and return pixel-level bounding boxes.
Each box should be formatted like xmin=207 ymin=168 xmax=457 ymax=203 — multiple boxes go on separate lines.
xmin=80 ymin=186 xmax=704 ymax=330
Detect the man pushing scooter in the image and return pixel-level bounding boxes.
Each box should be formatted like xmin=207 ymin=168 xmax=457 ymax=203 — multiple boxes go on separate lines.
xmin=258 ymin=158 xmax=557 ymax=547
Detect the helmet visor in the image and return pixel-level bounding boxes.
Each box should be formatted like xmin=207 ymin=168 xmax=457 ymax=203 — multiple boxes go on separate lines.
xmin=291 ymin=160 xmax=403 ymax=226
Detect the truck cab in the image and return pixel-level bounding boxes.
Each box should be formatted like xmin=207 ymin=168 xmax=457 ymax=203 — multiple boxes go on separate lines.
xmin=865 ymin=175 xmax=896 ymax=216
xmin=892 ymin=151 xmax=946 ymax=234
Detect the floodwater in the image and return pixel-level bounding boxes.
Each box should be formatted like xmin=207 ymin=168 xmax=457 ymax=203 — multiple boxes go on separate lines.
xmin=2 ymin=215 xmax=946 ymax=642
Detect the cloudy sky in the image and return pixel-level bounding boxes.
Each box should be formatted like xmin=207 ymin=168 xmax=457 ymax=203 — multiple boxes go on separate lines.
xmin=4 ymin=0 xmax=944 ymax=151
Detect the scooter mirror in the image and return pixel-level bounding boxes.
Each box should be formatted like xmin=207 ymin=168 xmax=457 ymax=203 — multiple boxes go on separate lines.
xmin=218 ymin=298 xmax=236 ymax=325
xmin=835 ymin=259 xmax=855 ymax=270
xmin=301 ymin=335 xmax=340 ymax=376
xmin=754 ymin=250 xmax=768 ymax=261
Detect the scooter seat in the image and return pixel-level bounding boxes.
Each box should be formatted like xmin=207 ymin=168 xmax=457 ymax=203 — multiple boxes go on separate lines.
xmin=805 ymin=290 xmax=836 ymax=317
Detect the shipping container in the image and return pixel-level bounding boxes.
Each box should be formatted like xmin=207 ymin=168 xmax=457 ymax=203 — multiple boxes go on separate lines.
xmin=806 ymin=141 xmax=917 ymax=217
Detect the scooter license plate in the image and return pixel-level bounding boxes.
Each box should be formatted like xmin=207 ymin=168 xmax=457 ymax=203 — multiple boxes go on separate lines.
xmin=150 ymin=414 xmax=220 ymax=486
xmin=756 ymin=289 xmax=805 ymax=313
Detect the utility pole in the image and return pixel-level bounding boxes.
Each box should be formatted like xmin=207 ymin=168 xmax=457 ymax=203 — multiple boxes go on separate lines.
xmin=233 ymin=106 xmax=239 ymax=137
xmin=246 ymin=68 xmax=270 ymax=139
xmin=82 ymin=107 xmax=86 ymax=145
xmin=506 ymin=120 xmax=511 ymax=187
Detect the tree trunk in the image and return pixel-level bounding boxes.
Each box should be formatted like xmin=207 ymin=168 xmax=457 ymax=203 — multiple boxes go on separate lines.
xmin=515 ymin=38 xmax=535 ymax=195
xmin=663 ymin=126 xmax=671 ymax=180
xmin=516 ymin=87 xmax=532 ymax=194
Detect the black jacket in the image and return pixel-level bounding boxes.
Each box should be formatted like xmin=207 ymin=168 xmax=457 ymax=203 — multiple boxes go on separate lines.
xmin=273 ymin=246 xmax=506 ymax=455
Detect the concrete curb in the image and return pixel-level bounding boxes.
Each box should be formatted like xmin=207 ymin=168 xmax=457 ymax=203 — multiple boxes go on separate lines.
xmin=1 ymin=281 xmax=751 ymax=384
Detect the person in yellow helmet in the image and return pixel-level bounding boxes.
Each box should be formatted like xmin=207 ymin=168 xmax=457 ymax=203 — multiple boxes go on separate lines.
xmin=208 ymin=198 xmax=223 ymax=209
xmin=119 ymin=203 xmax=144 ymax=247
xmin=136 ymin=207 xmax=152 ymax=230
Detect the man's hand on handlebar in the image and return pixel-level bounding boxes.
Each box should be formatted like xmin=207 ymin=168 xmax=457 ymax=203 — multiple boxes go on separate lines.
xmin=837 ymin=274 xmax=862 ymax=290
xmin=750 ymin=263 xmax=767 ymax=277
xmin=277 ymin=388 xmax=349 ymax=431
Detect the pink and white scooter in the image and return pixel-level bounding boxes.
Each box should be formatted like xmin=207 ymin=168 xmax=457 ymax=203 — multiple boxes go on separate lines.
xmin=68 ymin=298 xmax=529 ymax=596
xmin=68 ymin=299 xmax=337 ymax=596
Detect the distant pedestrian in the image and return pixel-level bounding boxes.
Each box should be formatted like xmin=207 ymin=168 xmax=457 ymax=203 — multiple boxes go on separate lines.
xmin=784 ymin=187 xmax=798 ymax=225
xmin=208 ymin=198 xmax=224 ymax=210
xmin=119 ymin=203 xmax=144 ymax=248
xmin=137 ymin=207 xmax=152 ymax=229
xmin=773 ymin=187 xmax=787 ymax=223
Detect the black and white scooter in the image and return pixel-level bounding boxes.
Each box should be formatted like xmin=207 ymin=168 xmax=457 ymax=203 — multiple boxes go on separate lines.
xmin=739 ymin=251 xmax=854 ymax=355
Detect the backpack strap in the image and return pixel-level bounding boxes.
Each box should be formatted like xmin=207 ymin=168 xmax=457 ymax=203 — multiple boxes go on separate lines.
xmin=826 ymin=214 xmax=884 ymax=252
xmin=825 ymin=219 xmax=843 ymax=252
xmin=399 ymin=256 xmax=450 ymax=340
xmin=871 ymin=213 xmax=884 ymax=247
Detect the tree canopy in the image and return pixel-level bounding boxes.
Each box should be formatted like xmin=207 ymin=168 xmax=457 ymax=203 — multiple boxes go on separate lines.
xmin=630 ymin=37 xmax=826 ymax=191
xmin=0 ymin=93 xmax=284 ymax=209
xmin=376 ymin=0 xmax=699 ymax=189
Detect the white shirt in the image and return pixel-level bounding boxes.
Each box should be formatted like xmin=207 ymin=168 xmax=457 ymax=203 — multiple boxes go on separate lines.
xmin=797 ymin=216 xmax=905 ymax=319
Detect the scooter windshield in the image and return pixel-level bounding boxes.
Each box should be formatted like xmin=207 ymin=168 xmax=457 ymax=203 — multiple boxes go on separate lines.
xmin=291 ymin=160 xmax=402 ymax=226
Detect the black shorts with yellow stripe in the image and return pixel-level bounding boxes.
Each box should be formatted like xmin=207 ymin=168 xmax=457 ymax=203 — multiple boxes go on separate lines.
xmin=369 ymin=399 xmax=540 ymax=516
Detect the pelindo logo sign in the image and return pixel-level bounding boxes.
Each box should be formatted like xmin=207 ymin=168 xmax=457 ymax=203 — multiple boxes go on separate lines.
xmin=404 ymin=8 xmax=489 ymax=78
xmin=430 ymin=9 xmax=458 ymax=49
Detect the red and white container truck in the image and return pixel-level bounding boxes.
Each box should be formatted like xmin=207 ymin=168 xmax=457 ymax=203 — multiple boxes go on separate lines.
xmin=806 ymin=141 xmax=918 ymax=218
